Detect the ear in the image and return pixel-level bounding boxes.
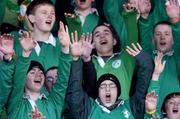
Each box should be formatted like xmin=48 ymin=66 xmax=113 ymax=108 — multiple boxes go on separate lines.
xmin=92 ymin=43 xmax=95 ymax=49
xmin=113 ymin=38 xmax=117 ymax=46
xmin=27 ymin=14 xmax=35 ymax=23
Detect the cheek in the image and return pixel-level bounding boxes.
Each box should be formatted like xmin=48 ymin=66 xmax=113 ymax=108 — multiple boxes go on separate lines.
xmin=98 ymin=89 xmax=105 ymax=97
xmin=35 ymin=16 xmax=44 ymax=24
xmin=165 ymin=105 xmax=172 ymax=113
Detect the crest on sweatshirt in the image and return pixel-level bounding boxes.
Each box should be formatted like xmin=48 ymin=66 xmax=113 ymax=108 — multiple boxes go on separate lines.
xmin=112 ymin=60 xmax=121 ymax=69
xmin=122 ymin=109 xmax=130 ymax=118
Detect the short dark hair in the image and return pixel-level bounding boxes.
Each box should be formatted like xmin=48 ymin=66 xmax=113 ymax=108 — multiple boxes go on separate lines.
xmin=27 ymin=60 xmax=45 ymax=76
xmin=45 ymin=66 xmax=58 ymax=75
xmin=26 ymin=0 xmax=54 ymax=15
xmin=161 ymin=92 xmax=180 ymax=114
xmin=153 ymin=21 xmax=172 ymax=34
xmin=91 ymin=22 xmax=121 ymax=55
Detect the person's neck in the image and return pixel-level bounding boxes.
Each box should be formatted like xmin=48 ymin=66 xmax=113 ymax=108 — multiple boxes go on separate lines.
xmin=25 ymin=88 xmax=41 ymax=101
xmin=140 ymin=13 xmax=149 ymax=19
xmin=97 ymin=51 xmax=113 ymax=57
xmin=77 ymin=7 xmax=92 ymax=17
xmin=32 ymin=29 xmax=51 ymax=42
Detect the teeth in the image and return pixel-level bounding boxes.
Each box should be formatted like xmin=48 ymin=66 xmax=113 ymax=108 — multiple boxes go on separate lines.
xmin=172 ymin=109 xmax=178 ymax=113
xmin=45 ymin=21 xmax=51 ymax=24
xmin=34 ymin=81 xmax=41 ymax=83
xmin=106 ymin=94 xmax=111 ymax=97
xmin=100 ymin=41 xmax=107 ymax=45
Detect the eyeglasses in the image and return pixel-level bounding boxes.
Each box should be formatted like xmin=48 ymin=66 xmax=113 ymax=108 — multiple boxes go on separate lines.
xmin=99 ymin=83 xmax=117 ymax=89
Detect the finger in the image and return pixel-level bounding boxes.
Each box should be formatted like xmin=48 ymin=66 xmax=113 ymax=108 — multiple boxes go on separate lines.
xmin=33 ymin=40 xmax=37 ymax=46
xmin=24 ymin=31 xmax=29 ymax=38
xmin=65 ymin=25 xmax=69 ymax=34
xmin=126 ymin=48 xmax=135 ymax=56
xmin=71 ymin=32 xmax=74 ymax=43
xmin=89 ymin=33 xmax=92 ymax=43
xmin=59 ymin=21 xmax=65 ymax=32
xmin=126 ymin=46 xmax=137 ymax=55
xmin=34 ymin=106 xmax=38 ymax=113
xmin=173 ymin=0 xmax=177 ymax=5
xmin=28 ymin=31 xmax=32 ymax=38
xmin=154 ymin=56 xmax=157 ymax=65
xmin=136 ymin=43 xmax=142 ymax=51
xmin=74 ymin=31 xmax=78 ymax=42
xmin=80 ymin=34 xmax=85 ymax=43
xmin=85 ymin=33 xmax=89 ymax=42
xmin=162 ymin=60 xmax=166 ymax=70
xmin=132 ymin=43 xmax=139 ymax=52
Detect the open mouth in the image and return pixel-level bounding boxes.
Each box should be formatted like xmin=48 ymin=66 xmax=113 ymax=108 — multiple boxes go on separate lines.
xmin=100 ymin=40 xmax=108 ymax=45
xmin=34 ymin=80 xmax=41 ymax=84
xmin=80 ymin=0 xmax=86 ymax=2
xmin=172 ymin=108 xmax=179 ymax=114
xmin=105 ymin=93 xmax=111 ymax=102
xmin=160 ymin=42 xmax=166 ymax=46
xmin=45 ymin=20 xmax=52 ymax=25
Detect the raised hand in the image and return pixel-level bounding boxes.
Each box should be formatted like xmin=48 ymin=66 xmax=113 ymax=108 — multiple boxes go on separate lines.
xmin=82 ymin=33 xmax=93 ymax=62
xmin=30 ymin=106 xmax=45 ymax=119
xmin=145 ymin=91 xmax=157 ymax=113
xmin=166 ymin=0 xmax=180 ymax=23
xmin=126 ymin=43 xmax=142 ymax=57
xmin=58 ymin=21 xmax=70 ymax=54
xmin=123 ymin=1 xmax=137 ymax=13
xmin=145 ymin=92 xmax=160 ymax=119
xmin=70 ymin=31 xmax=83 ymax=61
xmin=19 ymin=31 xmax=37 ymax=57
xmin=0 ymin=34 xmax=14 ymax=55
xmin=152 ymin=52 xmax=166 ymax=81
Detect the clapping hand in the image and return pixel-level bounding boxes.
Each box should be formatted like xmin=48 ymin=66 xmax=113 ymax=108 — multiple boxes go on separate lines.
xmin=19 ymin=31 xmax=37 ymax=57
xmin=58 ymin=21 xmax=71 ymax=54
xmin=0 ymin=34 xmax=14 ymax=60
xmin=152 ymin=52 xmax=166 ymax=81
xmin=126 ymin=43 xmax=142 ymax=57
xmin=30 ymin=106 xmax=45 ymax=119
xmin=166 ymin=0 xmax=180 ymax=23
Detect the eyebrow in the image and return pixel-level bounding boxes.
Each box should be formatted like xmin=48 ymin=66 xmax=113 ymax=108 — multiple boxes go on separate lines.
xmin=94 ymin=29 xmax=111 ymax=35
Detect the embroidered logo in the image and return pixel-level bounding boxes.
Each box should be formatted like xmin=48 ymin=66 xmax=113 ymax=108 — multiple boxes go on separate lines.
xmin=122 ymin=109 xmax=130 ymax=118
xmin=112 ymin=60 xmax=121 ymax=69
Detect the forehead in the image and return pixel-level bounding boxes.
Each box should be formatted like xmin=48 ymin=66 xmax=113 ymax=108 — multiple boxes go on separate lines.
xmin=167 ymin=96 xmax=180 ymax=102
xmin=29 ymin=67 xmax=42 ymax=72
xmin=101 ymin=80 xmax=114 ymax=85
xmin=35 ymin=4 xmax=55 ymax=12
xmin=154 ymin=24 xmax=172 ymax=32
xmin=93 ymin=25 xmax=112 ymax=34
xmin=46 ymin=69 xmax=57 ymax=76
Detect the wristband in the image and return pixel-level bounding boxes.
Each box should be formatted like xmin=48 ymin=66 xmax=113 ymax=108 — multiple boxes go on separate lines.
xmin=171 ymin=16 xmax=180 ymax=23
xmin=146 ymin=110 xmax=156 ymax=115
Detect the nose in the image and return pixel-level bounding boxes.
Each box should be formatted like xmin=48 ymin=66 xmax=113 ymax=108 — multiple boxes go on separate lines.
xmin=105 ymin=85 xmax=110 ymax=91
xmin=160 ymin=34 xmax=165 ymax=40
xmin=100 ymin=33 xmax=105 ymax=38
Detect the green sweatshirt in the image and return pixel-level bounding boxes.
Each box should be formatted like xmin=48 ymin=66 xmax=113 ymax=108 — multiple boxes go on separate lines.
xmin=88 ymin=100 xmax=134 ymax=119
xmin=138 ymin=0 xmax=180 ymax=54
xmin=65 ymin=12 xmax=99 ymax=39
xmin=0 ymin=0 xmax=19 ymax=27
xmin=13 ymin=32 xmax=61 ymax=71
xmin=6 ymin=53 xmax=72 ymax=119
xmin=0 ymin=60 xmax=14 ymax=114
xmin=154 ymin=53 xmax=180 ymax=112
xmin=138 ymin=0 xmax=180 ymax=111
xmin=92 ymin=11 xmax=138 ymax=100
xmin=103 ymin=0 xmax=128 ymax=48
